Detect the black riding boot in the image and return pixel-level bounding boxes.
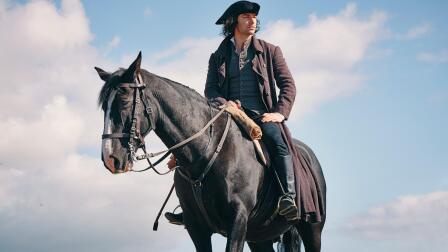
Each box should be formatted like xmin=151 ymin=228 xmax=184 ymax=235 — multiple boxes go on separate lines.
xmin=164 ymin=212 xmax=184 ymax=225
xmin=275 ymin=155 xmax=299 ymax=222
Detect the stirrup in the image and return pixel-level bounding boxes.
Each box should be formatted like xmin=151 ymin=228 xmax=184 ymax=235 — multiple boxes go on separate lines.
xmin=277 ymin=195 xmax=299 ymax=221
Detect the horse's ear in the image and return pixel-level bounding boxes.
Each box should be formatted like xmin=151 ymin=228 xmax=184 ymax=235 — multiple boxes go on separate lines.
xmin=123 ymin=51 xmax=142 ymax=81
xmin=94 ymin=67 xmax=111 ymax=82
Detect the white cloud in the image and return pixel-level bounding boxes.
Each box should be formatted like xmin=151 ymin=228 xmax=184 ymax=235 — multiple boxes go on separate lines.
xmin=0 ymin=0 xmax=106 ymax=145
xmin=0 ymin=0 xmax=91 ymax=52
xmin=396 ymin=23 xmax=432 ymax=40
xmin=260 ymin=4 xmax=386 ymax=117
xmin=262 ymin=4 xmax=387 ymax=70
xmin=342 ymin=191 xmax=448 ymax=244
xmin=144 ymin=37 xmax=222 ymax=89
xmin=0 ymin=96 xmax=84 ymax=167
xmin=417 ymin=49 xmax=448 ymax=63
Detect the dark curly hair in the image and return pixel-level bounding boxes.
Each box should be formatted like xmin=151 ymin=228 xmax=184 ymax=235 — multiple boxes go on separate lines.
xmin=221 ymin=15 xmax=260 ymax=37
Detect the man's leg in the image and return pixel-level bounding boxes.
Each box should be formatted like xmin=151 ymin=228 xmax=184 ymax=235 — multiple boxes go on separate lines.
xmin=259 ymin=122 xmax=298 ymax=222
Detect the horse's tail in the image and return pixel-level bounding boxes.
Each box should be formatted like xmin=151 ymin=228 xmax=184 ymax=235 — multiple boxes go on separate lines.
xmin=278 ymin=226 xmax=302 ymax=252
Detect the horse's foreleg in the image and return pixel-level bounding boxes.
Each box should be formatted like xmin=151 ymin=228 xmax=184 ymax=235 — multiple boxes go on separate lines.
xmin=184 ymin=211 xmax=213 ymax=252
xmin=247 ymin=240 xmax=275 ymax=252
xmin=186 ymin=225 xmax=212 ymax=252
xmin=225 ymin=209 xmax=248 ymax=252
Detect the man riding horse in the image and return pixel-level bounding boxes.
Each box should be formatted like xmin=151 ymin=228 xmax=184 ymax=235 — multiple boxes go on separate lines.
xmin=166 ymin=0 xmax=306 ymax=224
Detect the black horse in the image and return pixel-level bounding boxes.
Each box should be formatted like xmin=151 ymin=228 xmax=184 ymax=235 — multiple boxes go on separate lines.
xmin=96 ymin=53 xmax=326 ymax=252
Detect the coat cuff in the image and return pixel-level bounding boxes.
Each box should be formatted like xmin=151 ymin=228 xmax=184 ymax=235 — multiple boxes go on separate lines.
xmin=273 ymin=106 xmax=289 ymax=120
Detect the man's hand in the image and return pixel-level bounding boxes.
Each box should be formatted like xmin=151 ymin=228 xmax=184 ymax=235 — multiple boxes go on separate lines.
xmin=261 ymin=112 xmax=285 ymax=123
xmin=167 ymin=154 xmax=176 ymax=170
xmin=227 ymin=100 xmax=241 ymax=109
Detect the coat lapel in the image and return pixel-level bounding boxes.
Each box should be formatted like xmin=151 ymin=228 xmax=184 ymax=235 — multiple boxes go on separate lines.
xmin=251 ymin=36 xmax=264 ymax=78
xmin=215 ymin=37 xmax=231 ymax=87
xmin=251 ymin=37 xmax=268 ymax=94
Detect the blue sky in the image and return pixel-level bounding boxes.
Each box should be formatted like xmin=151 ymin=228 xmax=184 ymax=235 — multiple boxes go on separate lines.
xmin=0 ymin=0 xmax=447 ymax=251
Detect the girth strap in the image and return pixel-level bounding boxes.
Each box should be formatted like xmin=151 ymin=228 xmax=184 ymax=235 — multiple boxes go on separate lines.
xmin=176 ymin=113 xmax=231 ymax=234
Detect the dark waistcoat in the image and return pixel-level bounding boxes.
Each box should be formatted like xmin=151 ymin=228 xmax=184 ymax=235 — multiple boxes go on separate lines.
xmin=228 ymin=43 xmax=267 ymax=114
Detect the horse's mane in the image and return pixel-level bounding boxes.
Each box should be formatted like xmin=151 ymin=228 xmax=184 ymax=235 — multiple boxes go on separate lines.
xmin=143 ymin=70 xmax=206 ymax=103
xmin=98 ymin=68 xmax=208 ymax=109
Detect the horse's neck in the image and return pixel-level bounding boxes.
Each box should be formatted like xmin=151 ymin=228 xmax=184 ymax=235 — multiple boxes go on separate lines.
xmin=148 ymin=80 xmax=212 ymax=167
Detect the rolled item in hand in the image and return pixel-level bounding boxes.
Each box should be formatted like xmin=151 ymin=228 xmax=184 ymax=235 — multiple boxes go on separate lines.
xmin=224 ymin=105 xmax=262 ymax=140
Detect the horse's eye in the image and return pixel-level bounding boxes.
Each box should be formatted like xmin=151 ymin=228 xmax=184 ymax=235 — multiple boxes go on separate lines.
xmin=117 ymin=92 xmax=132 ymax=107
xmin=116 ymin=87 xmax=130 ymax=99
xmin=117 ymin=96 xmax=130 ymax=105
xmin=117 ymin=87 xmax=130 ymax=95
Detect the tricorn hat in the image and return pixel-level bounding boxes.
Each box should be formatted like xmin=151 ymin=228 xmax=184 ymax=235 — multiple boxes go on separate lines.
xmin=215 ymin=1 xmax=260 ymax=25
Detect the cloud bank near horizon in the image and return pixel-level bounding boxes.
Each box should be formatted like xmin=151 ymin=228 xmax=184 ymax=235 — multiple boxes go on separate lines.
xmin=339 ymin=191 xmax=448 ymax=251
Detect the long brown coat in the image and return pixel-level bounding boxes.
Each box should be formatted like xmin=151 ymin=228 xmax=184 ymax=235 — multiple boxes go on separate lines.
xmin=204 ymin=36 xmax=323 ymax=222
xmin=204 ymin=36 xmax=296 ymax=119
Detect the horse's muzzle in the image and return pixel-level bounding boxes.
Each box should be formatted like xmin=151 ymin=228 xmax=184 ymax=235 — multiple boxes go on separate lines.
xmin=102 ymin=154 xmax=132 ymax=174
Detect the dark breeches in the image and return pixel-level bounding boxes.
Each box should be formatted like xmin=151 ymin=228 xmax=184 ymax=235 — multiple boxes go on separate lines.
xmin=258 ymin=121 xmax=290 ymax=157
xmin=244 ymin=109 xmax=290 ymax=157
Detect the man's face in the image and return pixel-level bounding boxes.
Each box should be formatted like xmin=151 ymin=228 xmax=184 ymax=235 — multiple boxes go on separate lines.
xmin=235 ymin=13 xmax=257 ymax=36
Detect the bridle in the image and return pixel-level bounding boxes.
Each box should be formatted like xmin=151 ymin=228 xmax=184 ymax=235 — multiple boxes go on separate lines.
xmin=101 ymin=73 xmax=229 ymax=174
xmin=101 ymin=73 xmax=164 ymax=173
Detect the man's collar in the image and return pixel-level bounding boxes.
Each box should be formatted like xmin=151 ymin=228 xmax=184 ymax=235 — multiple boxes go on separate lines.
xmin=216 ymin=35 xmax=263 ymax=58
xmin=230 ymin=36 xmax=252 ymax=53
xmin=251 ymin=36 xmax=263 ymax=53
